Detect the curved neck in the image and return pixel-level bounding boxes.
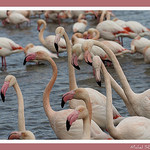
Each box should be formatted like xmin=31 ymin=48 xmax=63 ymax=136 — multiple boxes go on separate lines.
xmin=13 ymin=83 xmax=25 ymax=131
xmin=38 ymin=23 xmax=46 ymax=46
xmin=64 ymin=31 xmax=78 ymax=90
xmin=92 ymin=29 xmax=100 ymax=40
xmin=43 ymin=56 xmax=56 ymax=118
xmin=102 ymin=63 xmax=119 ymax=139
xmin=93 ymin=40 xmax=135 ymax=102
xmin=99 ymin=10 xmax=106 ymax=23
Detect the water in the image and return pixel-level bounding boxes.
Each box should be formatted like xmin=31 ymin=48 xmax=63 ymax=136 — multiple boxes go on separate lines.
xmin=0 ymin=10 xmax=150 ymax=140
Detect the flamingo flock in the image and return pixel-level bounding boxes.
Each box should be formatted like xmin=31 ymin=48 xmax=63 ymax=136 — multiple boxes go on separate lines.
xmin=0 ymin=10 xmax=150 ymax=140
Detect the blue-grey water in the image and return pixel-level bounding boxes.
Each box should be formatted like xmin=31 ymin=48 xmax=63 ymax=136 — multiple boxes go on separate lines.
xmin=0 ymin=10 xmax=150 ymax=140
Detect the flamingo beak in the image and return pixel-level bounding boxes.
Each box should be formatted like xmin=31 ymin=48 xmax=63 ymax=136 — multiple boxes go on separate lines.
xmin=1 ymin=81 xmax=10 ymax=102
xmin=71 ymin=53 xmax=80 ymax=70
xmin=1 ymin=92 xmax=5 ymax=102
xmin=66 ymin=120 xmax=71 ymax=131
xmin=61 ymin=98 xmax=66 ymax=108
xmin=23 ymin=53 xmax=36 ymax=65
xmin=8 ymin=131 xmax=21 ymax=140
xmin=37 ymin=26 xmax=40 ymax=32
xmin=54 ymin=34 xmax=61 ymax=53
xmin=84 ymin=50 xmax=92 ymax=66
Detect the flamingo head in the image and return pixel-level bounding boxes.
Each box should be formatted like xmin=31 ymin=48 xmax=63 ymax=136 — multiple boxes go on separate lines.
xmin=8 ymin=131 xmax=35 ymax=140
xmin=54 ymin=27 xmax=65 ymax=54
xmin=82 ymin=40 xmax=93 ymax=66
xmin=71 ymin=44 xmax=83 ymax=70
xmin=37 ymin=19 xmax=46 ymax=32
xmin=1 ymin=75 xmax=17 ymax=102
xmin=23 ymin=51 xmax=46 ymax=65
xmin=66 ymin=105 xmax=88 ymax=131
xmin=61 ymin=88 xmax=89 ymax=108
xmin=92 ymin=56 xmax=102 ymax=87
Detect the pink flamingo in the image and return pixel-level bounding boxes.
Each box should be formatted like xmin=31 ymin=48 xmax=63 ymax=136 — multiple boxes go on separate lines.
xmin=0 ymin=37 xmax=24 ymax=68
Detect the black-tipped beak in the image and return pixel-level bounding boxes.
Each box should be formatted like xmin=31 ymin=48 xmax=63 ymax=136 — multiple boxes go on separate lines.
xmin=54 ymin=43 xmax=58 ymax=53
xmin=61 ymin=98 xmax=66 ymax=108
xmin=66 ymin=120 xmax=71 ymax=131
xmin=1 ymin=92 xmax=5 ymax=102
xmin=73 ymin=64 xmax=80 ymax=70
xmin=96 ymin=81 xmax=101 ymax=87
xmin=86 ymin=61 xmax=92 ymax=66
xmin=23 ymin=57 xmax=27 ymax=65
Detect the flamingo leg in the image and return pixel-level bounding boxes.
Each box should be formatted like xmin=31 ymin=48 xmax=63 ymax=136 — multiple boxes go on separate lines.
xmin=4 ymin=57 xmax=7 ymax=68
xmin=1 ymin=56 xmax=4 ymax=67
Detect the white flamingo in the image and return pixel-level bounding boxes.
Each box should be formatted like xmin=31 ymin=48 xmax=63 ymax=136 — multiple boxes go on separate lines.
xmin=73 ymin=14 xmax=87 ymax=33
xmin=95 ymin=55 xmax=150 ymax=139
xmin=96 ymin=20 xmax=129 ymax=42
xmin=37 ymin=19 xmax=66 ymax=55
xmin=1 ymin=75 xmax=35 ymax=140
xmin=54 ymin=27 xmax=122 ymax=130
xmin=0 ymin=37 xmax=24 ymax=68
xmin=5 ymin=11 xmax=30 ymax=28
xmin=130 ymin=35 xmax=150 ymax=54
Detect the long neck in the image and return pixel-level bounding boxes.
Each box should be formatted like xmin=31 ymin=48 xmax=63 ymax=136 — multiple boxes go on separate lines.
xmin=99 ymin=10 xmax=106 ymax=23
xmin=102 ymin=63 xmax=119 ymax=139
xmin=64 ymin=31 xmax=78 ymax=90
xmin=93 ymin=40 xmax=135 ymax=102
xmin=108 ymin=72 xmax=137 ymax=115
xmin=43 ymin=56 xmax=56 ymax=118
xmin=13 ymin=83 xmax=26 ymax=131
xmin=82 ymin=116 xmax=91 ymax=139
xmin=38 ymin=23 xmax=46 ymax=46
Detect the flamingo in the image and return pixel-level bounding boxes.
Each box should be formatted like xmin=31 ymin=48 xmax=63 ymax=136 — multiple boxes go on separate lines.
xmin=95 ymin=56 xmax=150 ymax=139
xmin=96 ymin=20 xmax=129 ymax=44
xmin=87 ymin=28 xmax=131 ymax=56
xmin=130 ymin=35 xmax=150 ymax=54
xmin=23 ymin=51 xmax=110 ymax=139
xmin=114 ymin=18 xmax=150 ymax=38
xmin=5 ymin=11 xmax=30 ymax=28
xmin=1 ymin=75 xmax=35 ymax=140
xmin=73 ymin=14 xmax=87 ymax=33
xmin=0 ymin=10 xmax=8 ymax=25
xmin=0 ymin=37 xmax=24 ymax=68
xmin=62 ymin=88 xmax=113 ymax=139
xmin=37 ymin=19 xmax=66 ymax=55
xmin=83 ymin=39 xmax=150 ymax=119
xmin=54 ymin=27 xmax=122 ymax=130
xmin=24 ymin=43 xmax=58 ymax=64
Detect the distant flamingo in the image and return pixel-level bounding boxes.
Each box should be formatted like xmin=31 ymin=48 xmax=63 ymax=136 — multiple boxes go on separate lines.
xmin=63 ymin=88 xmax=113 ymax=139
xmin=5 ymin=11 xmax=30 ymax=28
xmin=130 ymin=35 xmax=150 ymax=54
xmin=1 ymin=75 xmax=35 ymax=140
xmin=23 ymin=51 xmax=109 ymax=139
xmin=54 ymin=27 xmax=122 ymax=130
xmin=37 ymin=19 xmax=66 ymax=56
xmin=0 ymin=10 xmax=7 ymax=25
xmin=114 ymin=18 xmax=150 ymax=38
xmin=96 ymin=20 xmax=129 ymax=44
xmin=96 ymin=56 xmax=150 ymax=139
xmin=84 ymin=39 xmax=150 ymax=119
xmin=0 ymin=37 xmax=24 ymax=68
xmin=73 ymin=14 xmax=87 ymax=33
